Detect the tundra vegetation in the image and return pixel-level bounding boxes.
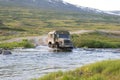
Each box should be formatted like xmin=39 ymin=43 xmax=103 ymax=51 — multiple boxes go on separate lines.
xmin=33 ymin=60 xmax=120 ymax=80
xmin=0 ymin=7 xmax=120 ymax=41
xmin=71 ymin=31 xmax=120 ymax=48
xmin=0 ymin=39 xmax=34 ymax=49
xmin=0 ymin=6 xmax=120 ymax=49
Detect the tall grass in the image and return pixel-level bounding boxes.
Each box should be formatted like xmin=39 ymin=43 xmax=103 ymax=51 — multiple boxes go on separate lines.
xmin=0 ymin=39 xmax=34 ymax=49
xmin=71 ymin=31 xmax=120 ymax=48
xmin=33 ymin=60 xmax=120 ymax=80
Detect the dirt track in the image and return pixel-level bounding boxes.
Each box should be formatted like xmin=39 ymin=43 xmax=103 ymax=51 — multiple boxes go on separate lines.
xmin=0 ymin=30 xmax=93 ymax=46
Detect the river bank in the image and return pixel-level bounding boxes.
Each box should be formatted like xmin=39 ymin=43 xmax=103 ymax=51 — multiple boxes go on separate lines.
xmin=72 ymin=31 xmax=120 ymax=48
xmin=34 ymin=60 xmax=120 ymax=80
xmin=0 ymin=39 xmax=35 ymax=49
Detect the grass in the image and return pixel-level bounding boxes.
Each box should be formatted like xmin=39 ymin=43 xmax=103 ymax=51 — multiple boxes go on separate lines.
xmin=0 ymin=7 xmax=120 ymax=41
xmin=33 ymin=60 xmax=120 ymax=80
xmin=71 ymin=31 xmax=120 ymax=48
xmin=0 ymin=39 xmax=35 ymax=49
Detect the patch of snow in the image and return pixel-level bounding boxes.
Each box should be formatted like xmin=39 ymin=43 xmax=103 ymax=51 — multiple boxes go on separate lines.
xmin=105 ymin=11 xmax=120 ymax=16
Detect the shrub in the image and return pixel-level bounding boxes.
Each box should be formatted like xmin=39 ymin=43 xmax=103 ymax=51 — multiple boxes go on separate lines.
xmin=0 ymin=39 xmax=34 ymax=49
xmin=71 ymin=32 xmax=120 ymax=48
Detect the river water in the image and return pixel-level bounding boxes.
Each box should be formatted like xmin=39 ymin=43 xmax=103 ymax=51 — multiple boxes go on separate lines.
xmin=0 ymin=46 xmax=120 ymax=80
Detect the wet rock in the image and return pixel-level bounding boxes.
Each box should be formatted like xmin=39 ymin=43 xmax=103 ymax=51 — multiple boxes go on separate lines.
xmin=3 ymin=50 xmax=12 ymax=55
xmin=0 ymin=49 xmax=12 ymax=55
xmin=0 ymin=49 xmax=2 ymax=54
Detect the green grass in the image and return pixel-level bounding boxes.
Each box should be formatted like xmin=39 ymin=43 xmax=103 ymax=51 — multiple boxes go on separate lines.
xmin=0 ymin=39 xmax=35 ymax=49
xmin=0 ymin=7 xmax=120 ymax=41
xmin=33 ymin=60 xmax=120 ymax=80
xmin=71 ymin=31 xmax=120 ymax=48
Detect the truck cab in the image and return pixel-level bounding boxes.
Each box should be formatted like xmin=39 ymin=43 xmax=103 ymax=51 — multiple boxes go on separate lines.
xmin=47 ymin=30 xmax=73 ymax=50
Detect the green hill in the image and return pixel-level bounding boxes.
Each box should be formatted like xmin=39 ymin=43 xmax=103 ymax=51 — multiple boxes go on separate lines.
xmin=0 ymin=0 xmax=120 ymax=41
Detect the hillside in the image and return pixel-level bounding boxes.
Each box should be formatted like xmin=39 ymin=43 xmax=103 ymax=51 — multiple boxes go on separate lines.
xmin=0 ymin=0 xmax=120 ymax=41
xmin=0 ymin=0 xmax=107 ymax=13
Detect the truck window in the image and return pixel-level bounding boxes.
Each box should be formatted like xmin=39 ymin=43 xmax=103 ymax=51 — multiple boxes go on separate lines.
xmin=58 ymin=34 xmax=69 ymax=38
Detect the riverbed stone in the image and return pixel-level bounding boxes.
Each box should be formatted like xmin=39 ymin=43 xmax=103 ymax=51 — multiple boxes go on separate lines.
xmin=2 ymin=50 xmax=12 ymax=55
xmin=0 ymin=49 xmax=2 ymax=54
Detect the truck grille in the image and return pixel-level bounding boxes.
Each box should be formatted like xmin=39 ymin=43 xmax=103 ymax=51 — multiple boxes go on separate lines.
xmin=64 ymin=40 xmax=71 ymax=44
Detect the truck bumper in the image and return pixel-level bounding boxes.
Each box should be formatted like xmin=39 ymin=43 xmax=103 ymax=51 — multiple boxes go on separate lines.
xmin=59 ymin=45 xmax=73 ymax=50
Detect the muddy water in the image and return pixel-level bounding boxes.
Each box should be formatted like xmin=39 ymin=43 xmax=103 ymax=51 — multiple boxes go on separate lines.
xmin=0 ymin=46 xmax=120 ymax=80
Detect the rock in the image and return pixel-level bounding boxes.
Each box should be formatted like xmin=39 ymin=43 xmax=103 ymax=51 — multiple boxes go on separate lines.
xmin=0 ymin=49 xmax=2 ymax=54
xmin=0 ymin=49 xmax=12 ymax=55
xmin=3 ymin=50 xmax=12 ymax=55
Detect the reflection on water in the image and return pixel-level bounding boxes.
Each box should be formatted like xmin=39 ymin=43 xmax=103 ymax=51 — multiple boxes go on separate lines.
xmin=0 ymin=46 xmax=120 ymax=80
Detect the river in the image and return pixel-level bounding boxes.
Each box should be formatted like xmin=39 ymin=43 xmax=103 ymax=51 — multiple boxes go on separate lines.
xmin=0 ymin=46 xmax=120 ymax=80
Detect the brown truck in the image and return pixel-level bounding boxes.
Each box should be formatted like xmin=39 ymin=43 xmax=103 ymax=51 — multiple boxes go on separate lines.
xmin=47 ymin=30 xmax=73 ymax=50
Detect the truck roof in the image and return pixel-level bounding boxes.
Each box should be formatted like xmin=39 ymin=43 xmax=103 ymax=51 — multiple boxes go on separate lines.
xmin=48 ymin=30 xmax=70 ymax=35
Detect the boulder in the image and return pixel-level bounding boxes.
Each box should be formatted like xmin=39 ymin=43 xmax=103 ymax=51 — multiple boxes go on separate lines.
xmin=0 ymin=50 xmax=12 ymax=55
xmin=0 ymin=49 xmax=2 ymax=54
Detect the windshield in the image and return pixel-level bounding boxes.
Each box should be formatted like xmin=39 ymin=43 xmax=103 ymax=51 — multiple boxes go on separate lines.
xmin=58 ymin=34 xmax=69 ymax=38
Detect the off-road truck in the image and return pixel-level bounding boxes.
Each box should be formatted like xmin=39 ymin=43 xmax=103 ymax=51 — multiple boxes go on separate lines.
xmin=47 ymin=30 xmax=73 ymax=50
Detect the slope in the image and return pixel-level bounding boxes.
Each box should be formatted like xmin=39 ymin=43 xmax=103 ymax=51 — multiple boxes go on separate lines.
xmin=0 ymin=0 xmax=120 ymax=41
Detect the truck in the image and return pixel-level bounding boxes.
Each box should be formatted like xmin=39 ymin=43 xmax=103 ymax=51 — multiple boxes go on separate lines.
xmin=47 ymin=30 xmax=73 ymax=50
